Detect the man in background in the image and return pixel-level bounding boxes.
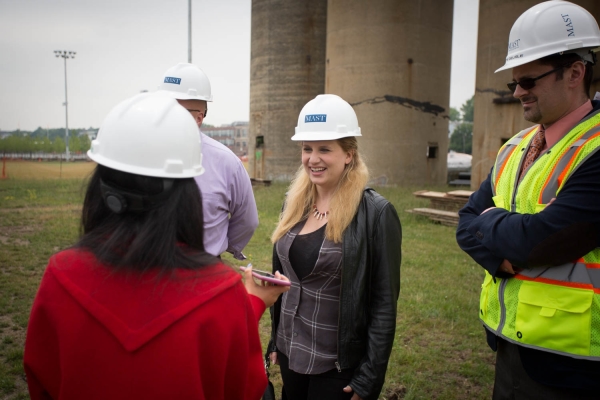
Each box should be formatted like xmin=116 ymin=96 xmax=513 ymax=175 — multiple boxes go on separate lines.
xmin=158 ymin=63 xmax=258 ymax=260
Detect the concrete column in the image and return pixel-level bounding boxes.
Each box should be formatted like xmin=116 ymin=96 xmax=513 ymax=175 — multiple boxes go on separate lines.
xmin=249 ymin=0 xmax=327 ymax=182
xmin=471 ymin=0 xmax=600 ymax=188
xmin=326 ymin=0 xmax=454 ymax=185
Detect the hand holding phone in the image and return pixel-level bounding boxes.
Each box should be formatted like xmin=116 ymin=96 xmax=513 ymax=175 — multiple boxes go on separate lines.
xmin=240 ymin=264 xmax=291 ymax=286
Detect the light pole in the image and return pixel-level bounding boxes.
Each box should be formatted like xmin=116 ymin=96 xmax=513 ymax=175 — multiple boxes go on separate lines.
xmin=188 ymin=0 xmax=192 ymax=63
xmin=54 ymin=50 xmax=76 ymax=160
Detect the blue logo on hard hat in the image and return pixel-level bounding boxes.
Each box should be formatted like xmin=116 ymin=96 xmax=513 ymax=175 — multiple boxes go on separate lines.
xmin=164 ymin=77 xmax=181 ymax=85
xmin=305 ymin=114 xmax=327 ymax=123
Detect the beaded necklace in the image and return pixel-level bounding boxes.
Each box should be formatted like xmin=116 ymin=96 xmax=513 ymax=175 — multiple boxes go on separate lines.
xmin=312 ymin=204 xmax=329 ymax=220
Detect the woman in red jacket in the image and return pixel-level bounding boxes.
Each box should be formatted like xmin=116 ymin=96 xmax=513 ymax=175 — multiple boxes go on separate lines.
xmin=24 ymin=93 xmax=288 ymax=400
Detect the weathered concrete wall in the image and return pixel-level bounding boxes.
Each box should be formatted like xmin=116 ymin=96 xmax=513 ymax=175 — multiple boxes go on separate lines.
xmin=249 ymin=0 xmax=327 ymax=182
xmin=471 ymin=0 xmax=600 ymax=188
xmin=325 ymin=0 xmax=453 ymax=185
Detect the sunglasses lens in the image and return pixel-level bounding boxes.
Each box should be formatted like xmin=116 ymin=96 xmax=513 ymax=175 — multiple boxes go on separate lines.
xmin=519 ymin=79 xmax=535 ymax=90
xmin=507 ymin=79 xmax=536 ymax=93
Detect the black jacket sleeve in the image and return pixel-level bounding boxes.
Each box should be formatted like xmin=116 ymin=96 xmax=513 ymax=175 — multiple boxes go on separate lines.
xmin=268 ymin=244 xmax=283 ymax=353
xmin=350 ymin=197 xmax=402 ymax=400
xmin=457 ymin=150 xmax=600 ymax=273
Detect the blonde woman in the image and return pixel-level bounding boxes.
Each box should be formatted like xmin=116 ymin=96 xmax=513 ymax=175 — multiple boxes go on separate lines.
xmin=268 ymin=94 xmax=402 ymax=400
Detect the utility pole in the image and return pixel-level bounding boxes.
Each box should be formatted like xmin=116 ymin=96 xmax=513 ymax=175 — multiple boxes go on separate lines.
xmin=188 ymin=0 xmax=192 ymax=63
xmin=54 ymin=50 xmax=76 ymax=161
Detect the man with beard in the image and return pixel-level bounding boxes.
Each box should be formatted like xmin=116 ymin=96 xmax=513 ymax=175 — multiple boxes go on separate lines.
xmin=457 ymin=1 xmax=600 ymax=398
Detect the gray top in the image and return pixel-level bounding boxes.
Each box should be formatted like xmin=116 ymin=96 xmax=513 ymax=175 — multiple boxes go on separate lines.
xmin=275 ymin=220 xmax=343 ymax=374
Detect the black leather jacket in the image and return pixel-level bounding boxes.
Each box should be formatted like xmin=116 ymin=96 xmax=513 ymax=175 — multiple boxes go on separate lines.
xmin=270 ymin=188 xmax=402 ymax=400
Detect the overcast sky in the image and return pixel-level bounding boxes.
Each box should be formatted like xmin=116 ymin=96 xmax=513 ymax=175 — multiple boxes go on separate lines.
xmin=0 ymin=0 xmax=479 ymax=132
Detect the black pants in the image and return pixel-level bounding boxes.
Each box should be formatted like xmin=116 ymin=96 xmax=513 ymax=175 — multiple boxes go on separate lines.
xmin=278 ymin=351 xmax=354 ymax=400
xmin=493 ymin=340 xmax=598 ymax=400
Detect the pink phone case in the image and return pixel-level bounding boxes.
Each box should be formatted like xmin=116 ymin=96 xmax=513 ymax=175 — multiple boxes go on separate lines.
xmin=240 ymin=266 xmax=291 ymax=286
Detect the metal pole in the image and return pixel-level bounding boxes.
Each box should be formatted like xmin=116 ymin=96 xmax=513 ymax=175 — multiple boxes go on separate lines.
xmin=63 ymin=56 xmax=70 ymax=161
xmin=55 ymin=50 xmax=75 ymax=161
xmin=188 ymin=0 xmax=192 ymax=63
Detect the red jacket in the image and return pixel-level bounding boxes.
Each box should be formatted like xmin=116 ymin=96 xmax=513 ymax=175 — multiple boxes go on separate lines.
xmin=24 ymin=249 xmax=268 ymax=400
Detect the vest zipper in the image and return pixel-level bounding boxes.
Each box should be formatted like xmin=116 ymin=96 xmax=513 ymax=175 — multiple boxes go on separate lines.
xmin=335 ymin=361 xmax=342 ymax=372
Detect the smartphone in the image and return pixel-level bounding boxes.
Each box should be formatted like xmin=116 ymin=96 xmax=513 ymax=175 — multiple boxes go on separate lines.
xmin=240 ymin=265 xmax=291 ymax=286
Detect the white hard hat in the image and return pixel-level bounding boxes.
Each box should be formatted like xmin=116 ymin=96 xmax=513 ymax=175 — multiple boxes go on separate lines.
xmin=88 ymin=93 xmax=204 ymax=178
xmin=157 ymin=63 xmax=213 ymax=101
xmin=496 ymin=0 xmax=600 ymax=73
xmin=292 ymin=94 xmax=361 ymax=141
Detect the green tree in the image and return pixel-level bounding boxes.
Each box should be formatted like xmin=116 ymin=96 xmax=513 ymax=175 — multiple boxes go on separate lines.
xmin=32 ymin=138 xmax=44 ymax=153
xmin=461 ymin=96 xmax=474 ymax=122
xmin=79 ymin=135 xmax=91 ymax=152
xmin=449 ymin=122 xmax=473 ymax=154
xmin=449 ymin=107 xmax=460 ymax=121
xmin=69 ymin=135 xmax=81 ymax=153
xmin=69 ymin=134 xmax=91 ymax=153
xmin=4 ymin=135 xmax=19 ymax=153
xmin=0 ymin=136 xmax=9 ymax=154
xmin=53 ymin=137 xmax=66 ymax=154
xmin=12 ymin=135 xmax=29 ymax=153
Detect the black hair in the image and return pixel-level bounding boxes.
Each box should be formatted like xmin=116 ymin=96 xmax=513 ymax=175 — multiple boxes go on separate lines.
xmin=76 ymin=164 xmax=218 ymax=273
xmin=539 ymin=52 xmax=594 ymax=98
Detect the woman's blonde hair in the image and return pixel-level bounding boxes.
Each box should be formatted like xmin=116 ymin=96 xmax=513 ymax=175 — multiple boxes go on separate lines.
xmin=271 ymin=137 xmax=369 ymax=244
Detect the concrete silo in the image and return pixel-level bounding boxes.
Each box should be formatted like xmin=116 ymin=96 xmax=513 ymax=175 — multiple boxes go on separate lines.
xmin=325 ymin=0 xmax=454 ymax=185
xmin=471 ymin=0 xmax=600 ymax=188
xmin=249 ymin=0 xmax=327 ymax=182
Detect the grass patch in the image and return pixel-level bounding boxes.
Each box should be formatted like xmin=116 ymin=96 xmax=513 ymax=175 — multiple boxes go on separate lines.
xmin=0 ymin=161 xmax=494 ymax=399
xmin=0 ymin=160 xmax=96 ymax=181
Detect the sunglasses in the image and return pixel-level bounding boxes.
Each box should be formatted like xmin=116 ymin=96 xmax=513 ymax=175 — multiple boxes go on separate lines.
xmin=507 ymin=66 xmax=565 ymax=93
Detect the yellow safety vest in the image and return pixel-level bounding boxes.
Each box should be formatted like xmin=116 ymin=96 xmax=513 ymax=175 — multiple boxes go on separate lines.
xmin=481 ymin=110 xmax=600 ymax=360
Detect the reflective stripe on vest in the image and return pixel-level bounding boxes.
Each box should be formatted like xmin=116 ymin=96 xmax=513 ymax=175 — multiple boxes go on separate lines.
xmin=538 ymin=128 xmax=600 ymax=204
xmin=491 ymin=127 xmax=537 ymax=197
xmin=481 ymin=109 xmax=600 ymax=360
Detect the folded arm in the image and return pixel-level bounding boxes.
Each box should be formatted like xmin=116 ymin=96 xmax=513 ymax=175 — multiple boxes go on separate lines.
xmin=457 ymin=152 xmax=600 ymax=273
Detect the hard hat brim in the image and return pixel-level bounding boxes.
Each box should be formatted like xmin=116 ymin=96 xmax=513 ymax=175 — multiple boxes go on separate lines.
xmin=156 ymin=90 xmax=213 ymax=102
xmin=291 ymin=131 xmax=362 ymax=141
xmin=88 ymin=151 xmax=205 ymax=178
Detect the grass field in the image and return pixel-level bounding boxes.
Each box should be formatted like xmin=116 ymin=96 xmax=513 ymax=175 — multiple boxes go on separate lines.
xmin=0 ymin=161 xmax=495 ymax=400
xmin=0 ymin=160 xmax=96 ymax=181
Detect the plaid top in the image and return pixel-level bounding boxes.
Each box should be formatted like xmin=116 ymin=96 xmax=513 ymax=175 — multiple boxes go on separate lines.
xmin=275 ymin=221 xmax=343 ymax=374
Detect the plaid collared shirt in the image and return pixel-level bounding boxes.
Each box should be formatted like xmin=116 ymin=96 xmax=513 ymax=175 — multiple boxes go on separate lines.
xmin=275 ymin=221 xmax=342 ymax=374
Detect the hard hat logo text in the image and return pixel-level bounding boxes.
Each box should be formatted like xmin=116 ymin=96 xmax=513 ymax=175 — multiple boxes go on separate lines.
xmin=305 ymin=114 xmax=327 ymax=123
xmin=508 ymin=39 xmax=520 ymax=51
xmin=164 ymin=77 xmax=182 ymax=85
xmin=562 ymin=14 xmax=575 ymax=37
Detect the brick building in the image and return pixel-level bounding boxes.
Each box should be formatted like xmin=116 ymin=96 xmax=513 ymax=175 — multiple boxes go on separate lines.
xmin=202 ymin=121 xmax=248 ymax=156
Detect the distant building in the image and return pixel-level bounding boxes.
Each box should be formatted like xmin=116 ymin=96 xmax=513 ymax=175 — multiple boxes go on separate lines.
xmin=78 ymin=129 xmax=98 ymax=141
xmin=202 ymin=121 xmax=249 ymax=156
